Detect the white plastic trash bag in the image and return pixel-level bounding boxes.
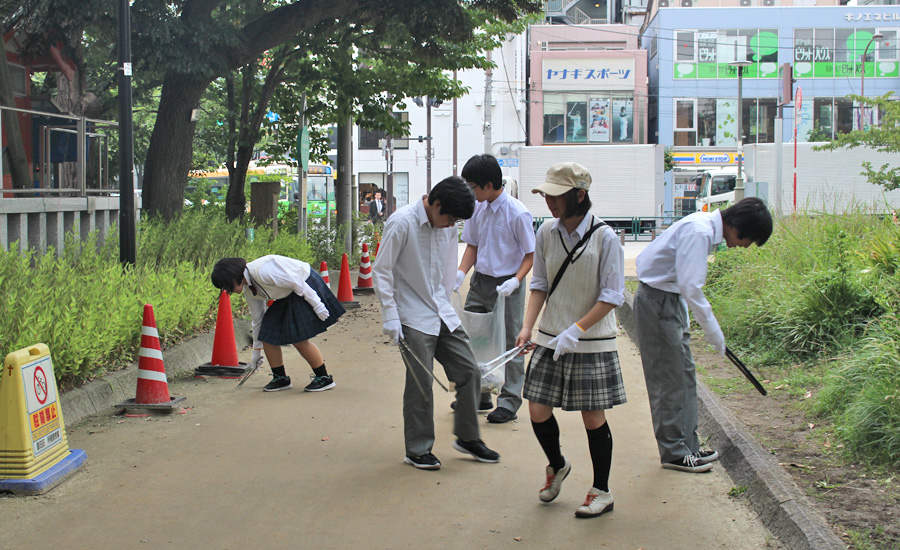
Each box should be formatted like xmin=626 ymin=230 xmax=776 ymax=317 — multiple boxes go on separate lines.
xmin=452 ymin=292 xmax=506 ymax=392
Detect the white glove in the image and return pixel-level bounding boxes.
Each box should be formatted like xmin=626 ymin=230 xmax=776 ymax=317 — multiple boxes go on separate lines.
xmin=383 ymin=319 xmax=404 ymax=345
xmin=251 ymin=347 xmax=264 ymax=369
xmin=547 ymin=323 xmax=584 ymax=361
xmin=453 ymin=270 xmax=466 ymax=293
xmin=496 ymin=277 xmax=520 ymax=297
xmin=706 ymin=328 xmax=726 ymax=357
xmin=312 ymin=302 xmax=330 ymax=321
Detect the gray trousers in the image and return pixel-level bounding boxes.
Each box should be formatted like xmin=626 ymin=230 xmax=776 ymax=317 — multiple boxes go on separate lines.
xmin=464 ymin=271 xmax=526 ymax=413
xmin=400 ymin=323 xmax=482 ymax=457
xmin=633 ymin=282 xmax=701 ymax=463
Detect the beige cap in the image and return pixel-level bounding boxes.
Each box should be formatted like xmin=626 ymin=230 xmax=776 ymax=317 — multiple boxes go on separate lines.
xmin=532 ymin=162 xmax=592 ymax=196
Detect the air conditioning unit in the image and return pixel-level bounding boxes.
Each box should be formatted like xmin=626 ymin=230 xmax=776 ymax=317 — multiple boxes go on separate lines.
xmin=762 ymin=0 xmax=775 ymax=5
xmin=658 ymin=0 xmax=669 ymax=6
xmin=680 ymin=0 xmax=693 ymax=7
xmin=739 ymin=0 xmax=752 ymax=5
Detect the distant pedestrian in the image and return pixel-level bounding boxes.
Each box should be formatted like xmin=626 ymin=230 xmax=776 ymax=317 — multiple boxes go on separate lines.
xmin=372 ymin=176 xmax=501 ymax=470
xmin=368 ymin=190 xmax=386 ymax=225
xmin=633 ymin=197 xmax=772 ymax=473
xmin=454 ymin=154 xmax=535 ymax=423
xmin=211 ymin=255 xmax=345 ymax=392
xmin=515 ymin=162 xmax=626 ymax=519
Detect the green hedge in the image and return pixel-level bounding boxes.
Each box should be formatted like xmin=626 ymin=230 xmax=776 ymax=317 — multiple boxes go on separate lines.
xmin=0 ymin=208 xmax=316 ymax=390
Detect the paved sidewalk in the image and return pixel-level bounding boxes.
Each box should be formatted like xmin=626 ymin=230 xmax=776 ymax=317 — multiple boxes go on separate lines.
xmin=1 ymin=292 xmax=778 ymax=550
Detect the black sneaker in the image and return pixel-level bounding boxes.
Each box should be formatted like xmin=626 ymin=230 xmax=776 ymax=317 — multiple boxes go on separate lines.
xmin=662 ymin=454 xmax=713 ymax=473
xmin=452 ymin=439 xmax=500 ymax=463
xmin=449 ymin=398 xmax=494 ymax=412
xmin=404 ymin=453 xmax=441 ymax=470
xmin=304 ymin=374 xmax=335 ymax=392
xmin=487 ymin=407 xmax=518 ymax=424
xmin=696 ymin=450 xmax=719 ymax=464
xmin=263 ymin=375 xmax=292 ymax=392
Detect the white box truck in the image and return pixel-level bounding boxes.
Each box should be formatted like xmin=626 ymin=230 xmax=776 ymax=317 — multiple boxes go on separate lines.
xmin=517 ymin=145 xmax=666 ymax=234
xmin=695 ymin=143 xmax=900 ymax=214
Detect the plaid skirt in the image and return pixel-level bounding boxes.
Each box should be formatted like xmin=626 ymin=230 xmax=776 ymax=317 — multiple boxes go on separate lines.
xmin=523 ymin=345 xmax=627 ymax=411
xmin=257 ymin=271 xmax=345 ymax=345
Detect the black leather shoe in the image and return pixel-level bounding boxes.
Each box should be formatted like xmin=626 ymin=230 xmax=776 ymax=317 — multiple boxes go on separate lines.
xmin=486 ymin=407 xmax=517 ymax=424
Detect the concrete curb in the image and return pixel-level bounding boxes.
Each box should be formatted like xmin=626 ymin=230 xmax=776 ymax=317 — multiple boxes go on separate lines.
xmin=60 ymin=320 xmax=252 ymax=429
xmin=619 ymin=289 xmax=845 ymax=550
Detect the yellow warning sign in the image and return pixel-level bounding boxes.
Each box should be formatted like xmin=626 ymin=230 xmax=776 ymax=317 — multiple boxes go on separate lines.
xmin=1 ymin=344 xmax=72 ymax=478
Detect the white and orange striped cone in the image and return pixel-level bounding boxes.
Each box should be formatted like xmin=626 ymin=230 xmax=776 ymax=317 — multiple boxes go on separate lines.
xmin=353 ymin=243 xmax=374 ymax=294
xmin=116 ymin=304 xmax=185 ymax=414
xmin=319 ymin=260 xmax=330 ymax=285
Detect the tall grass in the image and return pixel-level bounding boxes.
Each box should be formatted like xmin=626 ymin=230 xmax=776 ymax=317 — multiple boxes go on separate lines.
xmin=707 ymin=210 xmax=900 ymax=467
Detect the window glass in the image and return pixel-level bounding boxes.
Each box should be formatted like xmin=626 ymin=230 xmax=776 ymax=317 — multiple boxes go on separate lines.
xmin=612 ymin=98 xmax=634 ymax=143
xmin=757 ymin=98 xmax=776 ymax=144
xmin=740 ymin=98 xmax=756 ymax=143
xmin=813 ymin=98 xmax=834 ymax=139
xmin=566 ymin=96 xmax=588 ymax=143
xmin=358 ymin=113 xmax=409 ymax=149
xmin=879 ymin=30 xmax=897 ymax=60
xmin=676 ymin=100 xmax=695 ymax=130
xmin=543 ymin=94 xmax=566 ymax=144
xmin=698 ymin=98 xmax=717 ymax=146
xmin=674 ymin=131 xmax=696 ymax=146
xmin=835 ymin=97 xmax=854 ymax=135
xmin=676 ymin=31 xmax=695 ymax=61
xmin=814 ymin=28 xmax=835 ymax=78
xmin=794 ymin=29 xmax=814 ymax=78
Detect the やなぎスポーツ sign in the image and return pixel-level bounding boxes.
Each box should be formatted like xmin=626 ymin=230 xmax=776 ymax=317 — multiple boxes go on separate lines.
xmin=0 ymin=343 xmax=86 ymax=495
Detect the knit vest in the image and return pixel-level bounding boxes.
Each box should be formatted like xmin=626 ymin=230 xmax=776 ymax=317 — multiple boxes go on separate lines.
xmin=535 ymin=217 xmax=618 ymax=353
xmin=245 ymin=255 xmax=311 ymax=302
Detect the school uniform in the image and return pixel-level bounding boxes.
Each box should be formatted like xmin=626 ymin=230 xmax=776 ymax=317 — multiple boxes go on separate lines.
xmin=243 ymin=255 xmax=345 ymax=348
xmin=372 ymin=199 xmax=482 ymax=458
xmin=523 ymin=215 xmax=627 ymax=411
xmin=633 ymin=209 xmax=725 ymax=463
xmin=460 ymin=190 xmax=535 ymax=413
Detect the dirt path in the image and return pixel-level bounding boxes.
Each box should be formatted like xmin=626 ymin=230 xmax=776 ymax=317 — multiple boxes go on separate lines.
xmin=2 ymin=293 xmax=780 ymax=550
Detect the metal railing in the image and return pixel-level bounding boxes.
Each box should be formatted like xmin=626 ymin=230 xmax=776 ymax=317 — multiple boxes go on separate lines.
xmin=1 ymin=104 xmax=117 ymax=197
xmin=533 ymin=214 xmax=689 ymax=241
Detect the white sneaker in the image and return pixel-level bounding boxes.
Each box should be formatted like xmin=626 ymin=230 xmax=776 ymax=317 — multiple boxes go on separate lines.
xmin=539 ymin=459 xmax=571 ymax=503
xmin=575 ymin=488 xmax=614 ymax=518
xmin=662 ymin=454 xmax=714 ymax=473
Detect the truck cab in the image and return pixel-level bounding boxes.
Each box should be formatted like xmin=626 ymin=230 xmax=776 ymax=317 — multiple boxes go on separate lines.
xmin=695 ymin=167 xmax=750 ymax=212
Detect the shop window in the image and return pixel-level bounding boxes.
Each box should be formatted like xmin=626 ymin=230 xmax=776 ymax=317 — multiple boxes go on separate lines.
xmin=543 ymin=95 xmax=566 ymax=144
xmin=835 ymin=98 xmax=854 ymax=135
xmin=878 ymin=30 xmax=897 ymax=60
xmin=813 ymin=98 xmax=835 ymax=140
xmin=698 ymin=98 xmax=717 ymax=146
xmin=674 ymin=99 xmax=696 ymax=146
xmin=566 ymin=96 xmax=588 ymax=143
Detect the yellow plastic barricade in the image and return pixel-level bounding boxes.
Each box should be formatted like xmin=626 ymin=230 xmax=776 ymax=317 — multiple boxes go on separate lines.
xmin=0 ymin=344 xmax=86 ymax=495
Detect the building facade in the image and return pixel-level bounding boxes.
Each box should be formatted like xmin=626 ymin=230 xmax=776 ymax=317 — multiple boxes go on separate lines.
xmin=643 ymin=4 xmax=900 ymax=212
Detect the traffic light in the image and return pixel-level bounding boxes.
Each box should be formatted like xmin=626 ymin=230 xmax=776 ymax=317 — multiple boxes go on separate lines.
xmin=780 ymin=63 xmax=795 ymax=105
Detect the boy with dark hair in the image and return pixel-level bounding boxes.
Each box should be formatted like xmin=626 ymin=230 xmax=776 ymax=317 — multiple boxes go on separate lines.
xmin=633 ymin=197 xmax=772 ymax=473
xmin=372 ymin=176 xmax=500 ymax=470
xmin=455 ymin=154 xmax=535 ymax=423
xmin=211 ymin=255 xmax=345 ymax=392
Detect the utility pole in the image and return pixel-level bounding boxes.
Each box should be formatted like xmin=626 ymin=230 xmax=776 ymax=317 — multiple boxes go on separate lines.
xmin=337 ymin=117 xmax=353 ymax=254
xmin=484 ymin=50 xmax=492 ymax=154
xmin=117 ymin=0 xmax=135 ymax=266
xmin=427 ymin=98 xmax=432 ymax=192
xmin=453 ymin=70 xmax=458 ymax=175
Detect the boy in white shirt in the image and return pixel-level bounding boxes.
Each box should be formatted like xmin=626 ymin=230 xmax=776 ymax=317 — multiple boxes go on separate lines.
xmin=455 ymin=154 xmax=535 ymax=423
xmin=634 ymin=198 xmax=772 ymax=473
xmin=372 ymin=176 xmax=501 ymax=470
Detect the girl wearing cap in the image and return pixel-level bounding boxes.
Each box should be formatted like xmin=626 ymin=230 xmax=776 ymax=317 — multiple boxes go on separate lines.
xmin=514 ymin=161 xmax=626 ymax=519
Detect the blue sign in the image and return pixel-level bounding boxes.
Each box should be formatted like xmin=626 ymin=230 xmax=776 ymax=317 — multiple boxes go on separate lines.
xmin=497 ymin=158 xmax=519 ymax=167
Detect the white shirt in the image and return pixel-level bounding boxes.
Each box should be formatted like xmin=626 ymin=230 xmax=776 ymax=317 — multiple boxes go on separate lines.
xmin=372 ymin=198 xmax=460 ymax=335
xmin=635 ymin=209 xmax=723 ymax=340
xmin=461 ymin=190 xmax=535 ymax=278
xmin=530 ymin=215 xmax=625 ymax=307
xmin=242 ymin=255 xmax=314 ymax=347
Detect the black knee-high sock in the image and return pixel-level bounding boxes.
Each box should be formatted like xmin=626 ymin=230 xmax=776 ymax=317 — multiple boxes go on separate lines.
xmin=271 ymin=365 xmax=286 ymax=378
xmin=586 ymin=422 xmax=613 ymax=492
xmin=313 ymin=364 xmax=328 ymax=377
xmin=532 ymin=415 xmax=566 ymax=472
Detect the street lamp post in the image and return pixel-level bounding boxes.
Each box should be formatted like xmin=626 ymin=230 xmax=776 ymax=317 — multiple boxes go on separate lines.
xmin=729 ymin=60 xmax=752 ymax=202
xmin=860 ymin=32 xmax=884 ymax=131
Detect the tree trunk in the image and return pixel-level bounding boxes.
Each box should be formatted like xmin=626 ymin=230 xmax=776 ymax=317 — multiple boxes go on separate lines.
xmin=142 ymin=73 xmax=209 ymax=219
xmin=0 ymin=43 xmax=33 ymax=190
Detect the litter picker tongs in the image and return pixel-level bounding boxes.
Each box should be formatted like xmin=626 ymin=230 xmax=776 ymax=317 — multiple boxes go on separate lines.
xmin=725 ymin=347 xmax=768 ymax=396
xmin=236 ymin=362 xmax=260 ymax=388
xmin=480 ymin=342 xmax=533 ymax=380
xmin=398 ymin=339 xmax=451 ymax=400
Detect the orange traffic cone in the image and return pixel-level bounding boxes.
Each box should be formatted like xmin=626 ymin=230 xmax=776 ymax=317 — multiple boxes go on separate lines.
xmin=353 ymin=243 xmax=374 ymax=294
xmin=319 ymin=260 xmax=330 ymax=285
xmin=117 ymin=304 xmax=185 ymax=413
xmin=337 ymin=253 xmax=360 ymax=309
xmin=373 ymin=241 xmax=380 ymax=258
xmin=195 ymin=291 xmax=252 ymax=378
